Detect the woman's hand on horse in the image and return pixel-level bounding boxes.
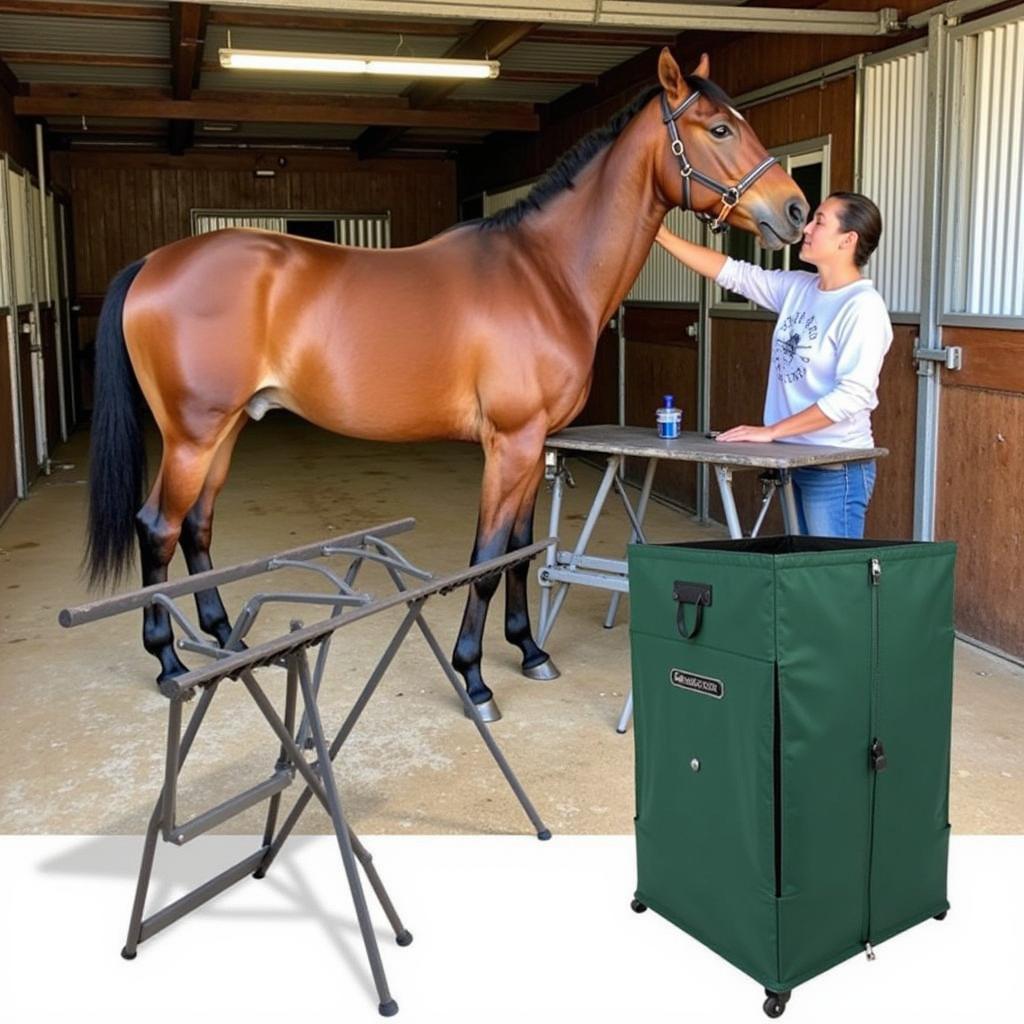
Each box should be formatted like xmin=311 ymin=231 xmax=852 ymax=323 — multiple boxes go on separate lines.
xmin=715 ymin=424 xmax=777 ymax=443
xmin=655 ymin=223 xmax=676 ymax=246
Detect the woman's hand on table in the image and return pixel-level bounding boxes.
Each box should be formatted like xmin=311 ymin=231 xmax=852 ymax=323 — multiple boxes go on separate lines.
xmin=715 ymin=425 xmax=777 ymax=443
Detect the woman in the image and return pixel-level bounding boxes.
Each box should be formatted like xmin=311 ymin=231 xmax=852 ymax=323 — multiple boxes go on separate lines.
xmin=656 ymin=192 xmax=892 ymax=539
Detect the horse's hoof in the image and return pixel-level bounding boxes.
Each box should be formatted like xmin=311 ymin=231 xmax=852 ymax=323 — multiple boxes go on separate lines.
xmin=464 ymin=698 xmax=502 ymax=723
xmin=523 ymin=657 xmax=560 ymax=681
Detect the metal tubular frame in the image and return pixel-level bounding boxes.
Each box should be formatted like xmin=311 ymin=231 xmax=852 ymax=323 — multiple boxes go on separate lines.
xmin=60 ymin=519 xmax=551 ymax=1017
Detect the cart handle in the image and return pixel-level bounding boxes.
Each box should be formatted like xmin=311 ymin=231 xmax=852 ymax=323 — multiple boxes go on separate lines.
xmin=673 ymin=581 xmax=713 ymax=640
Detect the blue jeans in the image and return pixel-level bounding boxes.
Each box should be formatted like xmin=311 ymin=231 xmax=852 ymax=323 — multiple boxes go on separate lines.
xmin=790 ymin=460 xmax=877 ymax=539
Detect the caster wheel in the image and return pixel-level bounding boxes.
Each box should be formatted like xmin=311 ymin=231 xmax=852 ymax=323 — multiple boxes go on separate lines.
xmin=933 ymin=910 xmax=947 ymax=921
xmin=763 ymin=990 xmax=791 ymax=1018
xmin=630 ymin=898 xmax=647 ymax=914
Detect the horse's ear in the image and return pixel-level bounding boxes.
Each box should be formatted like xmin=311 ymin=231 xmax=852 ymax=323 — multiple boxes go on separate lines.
xmin=657 ymin=48 xmax=686 ymax=104
xmin=693 ymin=52 xmax=710 ymax=79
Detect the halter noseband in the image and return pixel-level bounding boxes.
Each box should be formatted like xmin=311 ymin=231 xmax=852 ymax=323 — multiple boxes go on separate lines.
xmin=661 ymin=90 xmax=777 ymax=234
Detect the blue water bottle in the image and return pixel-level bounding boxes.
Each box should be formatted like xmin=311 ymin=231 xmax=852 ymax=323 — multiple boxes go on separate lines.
xmin=656 ymin=395 xmax=682 ymax=439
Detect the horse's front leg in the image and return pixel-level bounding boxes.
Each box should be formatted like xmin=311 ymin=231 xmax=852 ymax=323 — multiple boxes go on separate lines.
xmin=504 ymin=462 xmax=559 ymax=680
xmin=451 ymin=427 xmax=545 ymax=723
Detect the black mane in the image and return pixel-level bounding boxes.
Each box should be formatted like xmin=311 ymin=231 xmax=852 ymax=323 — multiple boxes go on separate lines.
xmin=480 ymin=85 xmax=661 ymax=231
xmin=478 ymin=76 xmax=737 ymax=232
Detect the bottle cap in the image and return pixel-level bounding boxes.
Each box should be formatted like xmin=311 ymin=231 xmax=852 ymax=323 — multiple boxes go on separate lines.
xmin=663 ymin=395 xmax=674 ymax=407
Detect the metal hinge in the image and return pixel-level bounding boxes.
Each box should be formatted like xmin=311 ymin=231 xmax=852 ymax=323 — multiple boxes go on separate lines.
xmin=914 ymin=345 xmax=962 ymax=371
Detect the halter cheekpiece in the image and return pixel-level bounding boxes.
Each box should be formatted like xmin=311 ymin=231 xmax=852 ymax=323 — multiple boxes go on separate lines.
xmin=661 ymin=90 xmax=777 ymax=234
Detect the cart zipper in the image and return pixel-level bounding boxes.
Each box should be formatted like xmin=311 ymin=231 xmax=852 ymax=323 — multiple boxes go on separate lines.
xmin=863 ymin=557 xmax=883 ymax=959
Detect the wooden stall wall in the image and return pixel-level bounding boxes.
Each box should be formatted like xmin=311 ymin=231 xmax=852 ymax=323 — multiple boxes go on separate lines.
xmin=622 ymin=305 xmax=700 ymax=511
xmin=936 ymin=327 xmax=1024 ymax=660
xmin=574 ymin=323 xmax=619 ymax=427
xmin=50 ymin=150 xmax=457 ymax=409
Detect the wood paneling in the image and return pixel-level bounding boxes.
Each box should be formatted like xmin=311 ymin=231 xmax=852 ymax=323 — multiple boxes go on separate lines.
xmin=743 ymin=75 xmax=855 ymax=193
xmin=0 ymin=313 xmax=17 ymax=517
xmin=937 ymin=385 xmax=1024 ymax=659
xmin=574 ymin=323 xmax=618 ymax=427
xmin=623 ymin=304 xmax=699 ymax=511
xmin=50 ymin=150 xmax=457 ymax=297
xmin=865 ymin=325 xmax=917 ymax=539
xmin=942 ymin=326 xmax=1024 ymax=396
xmin=708 ymin=316 xmax=784 ymax=531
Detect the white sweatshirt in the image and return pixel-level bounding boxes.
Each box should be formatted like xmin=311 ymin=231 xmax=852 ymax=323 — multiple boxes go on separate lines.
xmin=716 ymin=258 xmax=893 ymax=449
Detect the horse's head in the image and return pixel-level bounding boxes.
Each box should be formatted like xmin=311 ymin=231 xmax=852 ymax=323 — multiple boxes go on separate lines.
xmin=655 ymin=49 xmax=808 ymax=249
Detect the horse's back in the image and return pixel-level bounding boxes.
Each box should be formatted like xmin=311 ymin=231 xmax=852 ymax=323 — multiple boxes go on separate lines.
xmin=122 ymin=227 xmax=510 ymax=443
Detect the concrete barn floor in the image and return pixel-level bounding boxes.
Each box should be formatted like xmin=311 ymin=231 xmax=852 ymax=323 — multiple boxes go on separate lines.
xmin=0 ymin=415 xmax=1021 ymax=836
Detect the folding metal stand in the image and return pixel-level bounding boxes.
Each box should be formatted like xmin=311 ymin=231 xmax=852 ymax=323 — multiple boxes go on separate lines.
xmin=59 ymin=519 xmax=551 ymax=1017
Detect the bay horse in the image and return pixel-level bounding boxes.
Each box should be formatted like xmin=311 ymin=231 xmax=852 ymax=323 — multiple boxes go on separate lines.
xmin=85 ymin=50 xmax=807 ymax=721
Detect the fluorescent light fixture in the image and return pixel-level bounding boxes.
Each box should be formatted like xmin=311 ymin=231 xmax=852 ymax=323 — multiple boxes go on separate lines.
xmin=219 ymin=48 xmax=500 ymax=80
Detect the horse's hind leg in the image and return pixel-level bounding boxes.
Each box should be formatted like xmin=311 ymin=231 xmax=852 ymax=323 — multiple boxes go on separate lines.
xmin=503 ymin=460 xmax=559 ymax=680
xmin=178 ymin=415 xmax=248 ymax=647
xmin=452 ymin=426 xmax=546 ymax=721
xmin=136 ymin=434 xmax=221 ymax=684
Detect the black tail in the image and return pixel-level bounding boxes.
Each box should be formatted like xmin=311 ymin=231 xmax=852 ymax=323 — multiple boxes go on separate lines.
xmin=84 ymin=259 xmax=148 ymax=590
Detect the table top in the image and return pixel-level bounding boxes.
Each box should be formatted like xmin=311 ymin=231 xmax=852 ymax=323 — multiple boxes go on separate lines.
xmin=545 ymin=425 xmax=888 ymax=469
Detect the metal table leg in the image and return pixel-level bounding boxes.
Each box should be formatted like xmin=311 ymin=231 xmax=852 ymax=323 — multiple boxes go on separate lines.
xmin=604 ymin=458 xmax=658 ymax=629
xmin=780 ymin=469 xmax=802 ymax=535
xmin=536 ymin=454 xmax=622 ymax=648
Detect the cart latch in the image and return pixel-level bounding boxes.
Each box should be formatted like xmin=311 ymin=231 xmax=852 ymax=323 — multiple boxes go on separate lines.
xmin=870 ymin=737 xmax=888 ymax=772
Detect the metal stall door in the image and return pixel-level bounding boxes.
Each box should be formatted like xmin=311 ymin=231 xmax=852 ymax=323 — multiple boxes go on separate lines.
xmin=56 ymin=200 xmax=76 ymax=430
xmin=0 ymin=160 xmax=23 ymax=515
xmin=6 ymin=162 xmax=42 ymax=479
xmin=30 ymin=182 xmax=60 ymax=456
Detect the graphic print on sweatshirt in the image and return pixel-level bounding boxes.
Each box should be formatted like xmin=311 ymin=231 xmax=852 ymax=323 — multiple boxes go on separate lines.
xmin=773 ymin=310 xmax=818 ymax=385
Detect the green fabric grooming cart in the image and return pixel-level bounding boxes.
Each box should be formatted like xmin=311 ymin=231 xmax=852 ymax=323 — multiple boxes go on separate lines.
xmin=627 ymin=536 xmax=956 ymax=1018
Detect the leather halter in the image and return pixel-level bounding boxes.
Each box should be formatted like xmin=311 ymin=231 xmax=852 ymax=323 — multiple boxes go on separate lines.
xmin=661 ymin=90 xmax=777 ymax=234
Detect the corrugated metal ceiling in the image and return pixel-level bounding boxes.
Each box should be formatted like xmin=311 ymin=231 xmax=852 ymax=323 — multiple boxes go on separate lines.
xmin=1 ymin=2 xmax=677 ymax=149
xmin=0 ymin=13 xmax=167 ymax=57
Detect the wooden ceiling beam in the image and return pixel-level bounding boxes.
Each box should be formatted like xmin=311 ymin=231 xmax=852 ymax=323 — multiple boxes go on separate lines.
xmin=531 ymin=28 xmax=677 ymax=47
xmin=16 ymin=89 xmax=539 ymax=132
xmin=0 ymin=2 xmax=167 ymax=20
xmin=206 ymin=7 xmax=468 ymax=37
xmin=355 ymin=19 xmax=537 ymax=159
xmin=168 ymin=2 xmax=209 ymax=154
xmin=0 ymin=50 xmax=169 ymax=69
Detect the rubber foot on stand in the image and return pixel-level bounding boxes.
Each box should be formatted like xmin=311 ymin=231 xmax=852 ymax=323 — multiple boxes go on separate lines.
xmin=121 ymin=947 xmax=137 ymax=960
xmin=379 ymin=999 xmax=399 ymax=1017
xmin=396 ymin=930 xmax=413 ymax=947
xmin=537 ymin=829 xmax=552 ymax=841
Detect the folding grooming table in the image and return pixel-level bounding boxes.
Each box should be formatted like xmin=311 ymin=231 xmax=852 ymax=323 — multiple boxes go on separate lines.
xmin=535 ymin=426 xmax=886 ymax=731
xmin=59 ymin=519 xmax=550 ymax=1018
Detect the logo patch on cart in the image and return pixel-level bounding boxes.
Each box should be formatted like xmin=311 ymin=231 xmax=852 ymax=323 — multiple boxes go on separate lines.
xmin=670 ymin=669 xmax=724 ymax=699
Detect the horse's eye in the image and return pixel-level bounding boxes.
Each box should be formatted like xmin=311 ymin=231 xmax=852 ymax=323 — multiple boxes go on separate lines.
xmin=710 ymin=125 xmax=732 ymax=139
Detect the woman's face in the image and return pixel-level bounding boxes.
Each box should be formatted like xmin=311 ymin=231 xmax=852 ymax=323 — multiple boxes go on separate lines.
xmin=799 ymin=197 xmax=857 ymax=267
